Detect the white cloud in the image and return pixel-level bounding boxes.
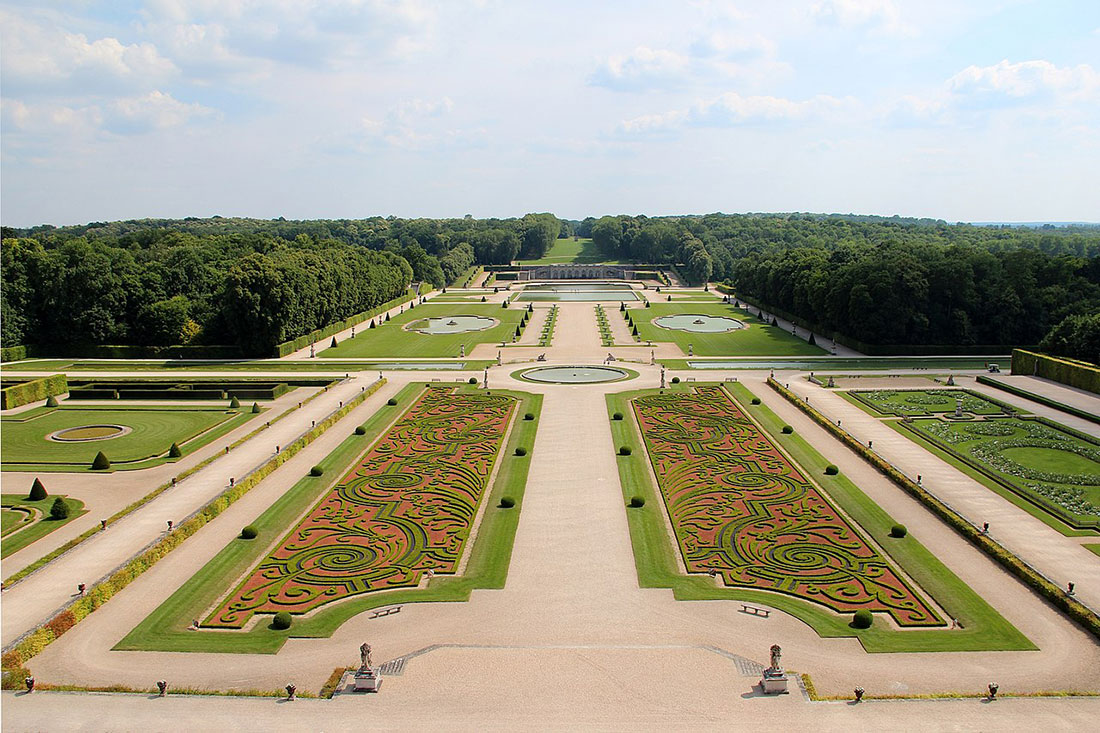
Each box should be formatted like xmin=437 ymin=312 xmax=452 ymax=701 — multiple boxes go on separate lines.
xmin=0 ymin=10 xmax=177 ymax=94
xmin=356 ymin=96 xmax=475 ymax=151
xmin=618 ymin=92 xmax=855 ymax=135
xmin=889 ymin=59 xmax=1100 ymax=126
xmin=946 ymin=59 xmax=1100 ymax=104
xmin=589 ymin=47 xmax=691 ymax=92
xmin=101 ymin=91 xmax=216 ymax=134
xmin=810 ymin=0 xmax=910 ymax=35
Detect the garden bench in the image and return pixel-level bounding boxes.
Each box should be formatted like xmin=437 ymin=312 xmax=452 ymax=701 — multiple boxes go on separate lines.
xmin=370 ymin=606 xmax=402 ymax=619
xmin=740 ymin=604 xmax=770 ymax=618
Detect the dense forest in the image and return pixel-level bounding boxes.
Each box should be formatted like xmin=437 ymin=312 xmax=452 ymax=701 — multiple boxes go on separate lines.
xmin=3 ymin=212 xmax=1099 ymax=360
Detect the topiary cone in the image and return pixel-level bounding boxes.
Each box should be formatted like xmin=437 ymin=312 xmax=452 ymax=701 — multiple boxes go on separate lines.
xmin=168 ymin=442 xmax=182 ymax=458
xmin=229 ymin=396 xmax=241 ymax=408
xmin=29 ymin=477 xmax=48 ymax=501
xmin=251 ymin=402 xmax=261 ymax=413
xmin=91 ymin=451 xmax=111 ymax=470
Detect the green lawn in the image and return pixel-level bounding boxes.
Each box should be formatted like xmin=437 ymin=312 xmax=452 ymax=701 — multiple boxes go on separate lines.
xmin=661 ymin=356 xmax=1004 ymax=370
xmin=899 ymin=416 xmax=1100 ymax=532
xmin=515 ymin=238 xmax=627 ymax=265
xmin=1 ymin=405 xmax=254 ymax=472
xmin=116 ymin=383 xmax=542 ymax=654
xmin=1085 ymin=544 xmax=1100 ymax=558
xmin=2 ymin=493 xmax=86 ymax=557
xmin=606 ymin=382 xmax=1033 ymax=652
xmin=630 ymin=302 xmax=825 ymax=357
xmin=320 ymin=303 xmax=526 ymax=359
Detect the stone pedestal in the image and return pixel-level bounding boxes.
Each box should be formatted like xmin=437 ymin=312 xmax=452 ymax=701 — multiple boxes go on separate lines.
xmin=353 ymin=668 xmax=382 ymax=692
xmin=761 ymin=669 xmax=789 ymax=695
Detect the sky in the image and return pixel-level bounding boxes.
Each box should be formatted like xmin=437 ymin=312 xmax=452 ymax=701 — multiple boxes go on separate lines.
xmin=1 ymin=0 xmax=1098 ymax=227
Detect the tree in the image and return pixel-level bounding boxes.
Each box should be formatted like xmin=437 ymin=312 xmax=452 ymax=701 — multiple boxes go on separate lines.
xmin=50 ymin=497 xmax=70 ymax=520
xmin=29 ymin=477 xmax=48 ymax=501
xmin=1040 ymin=312 xmax=1100 ymax=364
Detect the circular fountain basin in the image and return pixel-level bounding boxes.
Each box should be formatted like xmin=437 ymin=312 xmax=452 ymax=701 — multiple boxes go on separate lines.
xmin=407 ymin=315 xmax=497 ymax=334
xmin=654 ymin=314 xmax=744 ymax=333
xmin=517 ymin=365 xmax=634 ymax=384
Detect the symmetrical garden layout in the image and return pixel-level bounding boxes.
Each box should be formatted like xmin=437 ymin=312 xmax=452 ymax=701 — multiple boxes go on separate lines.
xmin=850 ymin=389 xmax=1100 ymax=531
xmin=632 ymin=385 xmax=943 ymax=626
xmin=205 ymin=386 xmax=516 ymax=628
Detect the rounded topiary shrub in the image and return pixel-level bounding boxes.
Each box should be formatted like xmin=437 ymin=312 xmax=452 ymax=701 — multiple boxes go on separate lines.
xmin=851 ymin=610 xmax=873 ymax=629
xmin=387 ymin=398 xmax=398 ymax=406
xmin=240 ymin=525 xmax=258 ymax=540
xmin=354 ymin=426 xmax=367 ymax=435
xmin=824 ymin=465 xmax=839 ymax=476
xmin=168 ymin=442 xmax=182 ymax=458
xmin=751 ymin=397 xmax=761 ymax=405
xmin=612 ymin=412 xmax=623 ymax=421
xmin=671 ymin=377 xmax=680 ymax=384
xmin=498 ymin=496 xmax=516 ymax=508
xmin=619 ymin=446 xmax=632 ymax=456
xmin=524 ymin=412 xmax=534 ymax=421
xmin=229 ymin=396 xmax=241 ymax=409
xmin=310 ymin=465 xmax=324 ymax=476
xmin=468 ymin=377 xmax=478 ymax=384
xmin=251 ymin=402 xmax=261 ymax=414
xmin=890 ymin=524 xmax=908 ymax=538
xmin=29 ymin=477 xmax=48 ymax=501
xmin=45 ymin=395 xmax=59 ymax=407
xmin=91 ymin=451 xmax=111 ymax=470
xmin=50 ymin=497 xmax=70 ymax=520
xmin=514 ymin=447 xmax=527 ymax=457
xmin=781 ymin=425 xmax=793 ymax=434
xmin=272 ymin=612 xmax=292 ymax=630
xmin=629 ymin=496 xmax=646 ymax=508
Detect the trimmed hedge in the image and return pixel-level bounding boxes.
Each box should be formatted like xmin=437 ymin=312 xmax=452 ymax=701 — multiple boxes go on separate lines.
xmin=0 ymin=345 xmax=27 ymax=362
xmin=240 ymin=525 xmax=258 ymax=540
xmin=890 ymin=524 xmax=908 ymax=538
xmin=619 ymin=446 xmax=632 ymax=456
xmin=273 ymin=290 xmax=417 ymax=357
xmin=309 ymin=465 xmax=325 ymax=476
xmin=91 ymin=451 xmax=111 ymax=470
xmin=0 ymin=374 xmax=68 ymax=410
xmin=1011 ymin=349 xmax=1100 ymax=395
xmin=272 ymin=612 xmax=292 ymax=630
xmin=629 ymin=496 xmax=646 ymax=508
xmin=498 ymin=496 xmax=516 ymax=509
xmin=766 ymin=377 xmax=1100 ymax=643
xmin=514 ymin=447 xmax=527 ymax=457
xmin=852 ymin=610 xmax=873 ymax=629
xmin=0 ymin=378 xmax=387 ymax=674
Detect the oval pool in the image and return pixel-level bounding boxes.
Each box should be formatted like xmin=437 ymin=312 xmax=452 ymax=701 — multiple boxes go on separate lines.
xmin=518 ymin=365 xmax=632 ymax=384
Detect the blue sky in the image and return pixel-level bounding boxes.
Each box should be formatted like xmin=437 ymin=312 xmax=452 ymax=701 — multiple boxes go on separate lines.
xmin=1 ymin=0 xmax=1097 ymax=226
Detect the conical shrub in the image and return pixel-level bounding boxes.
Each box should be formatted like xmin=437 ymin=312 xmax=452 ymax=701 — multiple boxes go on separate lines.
xmin=168 ymin=442 xmax=182 ymax=458
xmin=29 ymin=477 xmax=48 ymax=501
xmin=91 ymin=451 xmax=111 ymax=470
xmin=229 ymin=396 xmax=240 ymax=408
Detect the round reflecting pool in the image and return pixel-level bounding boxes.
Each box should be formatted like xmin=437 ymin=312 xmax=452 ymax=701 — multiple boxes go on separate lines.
xmin=654 ymin=314 xmax=744 ymax=333
xmin=407 ymin=315 xmax=497 ymax=334
xmin=517 ymin=365 xmax=634 ymax=384
xmin=49 ymin=424 xmax=132 ymax=442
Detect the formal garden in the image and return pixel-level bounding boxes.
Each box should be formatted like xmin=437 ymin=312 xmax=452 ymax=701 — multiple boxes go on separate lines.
xmin=848 ymin=388 xmax=1012 ymax=417
xmin=629 ymin=302 xmax=824 ymax=356
xmin=320 ymin=303 xmax=527 ymax=359
xmin=117 ymin=382 xmax=542 ymax=653
xmin=1 ymin=404 xmax=256 ymax=472
xmin=2 ymin=481 xmax=85 ymax=557
xmin=607 ymin=382 xmax=1032 ymax=652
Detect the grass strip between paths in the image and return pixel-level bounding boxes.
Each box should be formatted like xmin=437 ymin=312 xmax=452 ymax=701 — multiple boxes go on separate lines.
xmin=0 ymin=379 xmax=385 ymax=681
xmin=114 ymin=383 xmax=542 ymax=654
xmin=768 ymin=377 xmax=1100 ymax=644
xmin=608 ymin=381 xmax=1032 ymax=652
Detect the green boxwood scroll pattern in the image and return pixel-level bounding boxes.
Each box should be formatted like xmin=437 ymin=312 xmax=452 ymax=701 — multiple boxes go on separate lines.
xmin=632 ymin=385 xmax=943 ymax=626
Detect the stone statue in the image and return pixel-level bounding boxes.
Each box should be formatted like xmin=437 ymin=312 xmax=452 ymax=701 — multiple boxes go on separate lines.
xmin=769 ymin=644 xmax=782 ymax=671
xmin=360 ymin=642 xmax=373 ymax=670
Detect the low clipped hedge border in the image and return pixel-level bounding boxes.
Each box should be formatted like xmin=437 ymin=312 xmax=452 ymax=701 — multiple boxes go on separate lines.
xmin=1012 ymin=349 xmax=1100 ymax=395
xmin=976 ymin=375 xmax=1100 ymax=426
xmin=0 ymin=345 xmax=28 ymax=363
xmin=273 ymin=290 xmax=419 ymax=357
xmin=0 ymin=374 xmax=68 ymax=410
xmin=2 ymin=381 xmax=336 ymax=588
xmin=0 ymin=379 xmax=387 ymax=674
xmin=766 ymin=377 xmax=1100 ymax=643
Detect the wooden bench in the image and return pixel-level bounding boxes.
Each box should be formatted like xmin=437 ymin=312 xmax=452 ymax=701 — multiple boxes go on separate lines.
xmin=740 ymin=604 xmax=770 ymax=618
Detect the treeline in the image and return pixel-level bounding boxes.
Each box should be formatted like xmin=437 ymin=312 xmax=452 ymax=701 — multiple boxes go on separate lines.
xmin=735 ymin=243 xmax=1100 ymax=350
xmin=1 ymin=235 xmax=411 ymax=356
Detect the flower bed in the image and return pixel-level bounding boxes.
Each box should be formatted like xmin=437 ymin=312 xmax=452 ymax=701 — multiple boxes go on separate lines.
xmin=204 ymin=385 xmax=516 ymax=627
xmin=632 ymin=385 xmax=943 ymax=626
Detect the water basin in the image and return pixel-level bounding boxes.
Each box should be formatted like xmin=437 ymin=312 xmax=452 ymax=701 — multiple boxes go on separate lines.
xmin=654 ymin=314 xmax=744 ymax=333
xmin=407 ymin=315 xmax=497 ymax=334
xmin=518 ymin=365 xmax=632 ymax=384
